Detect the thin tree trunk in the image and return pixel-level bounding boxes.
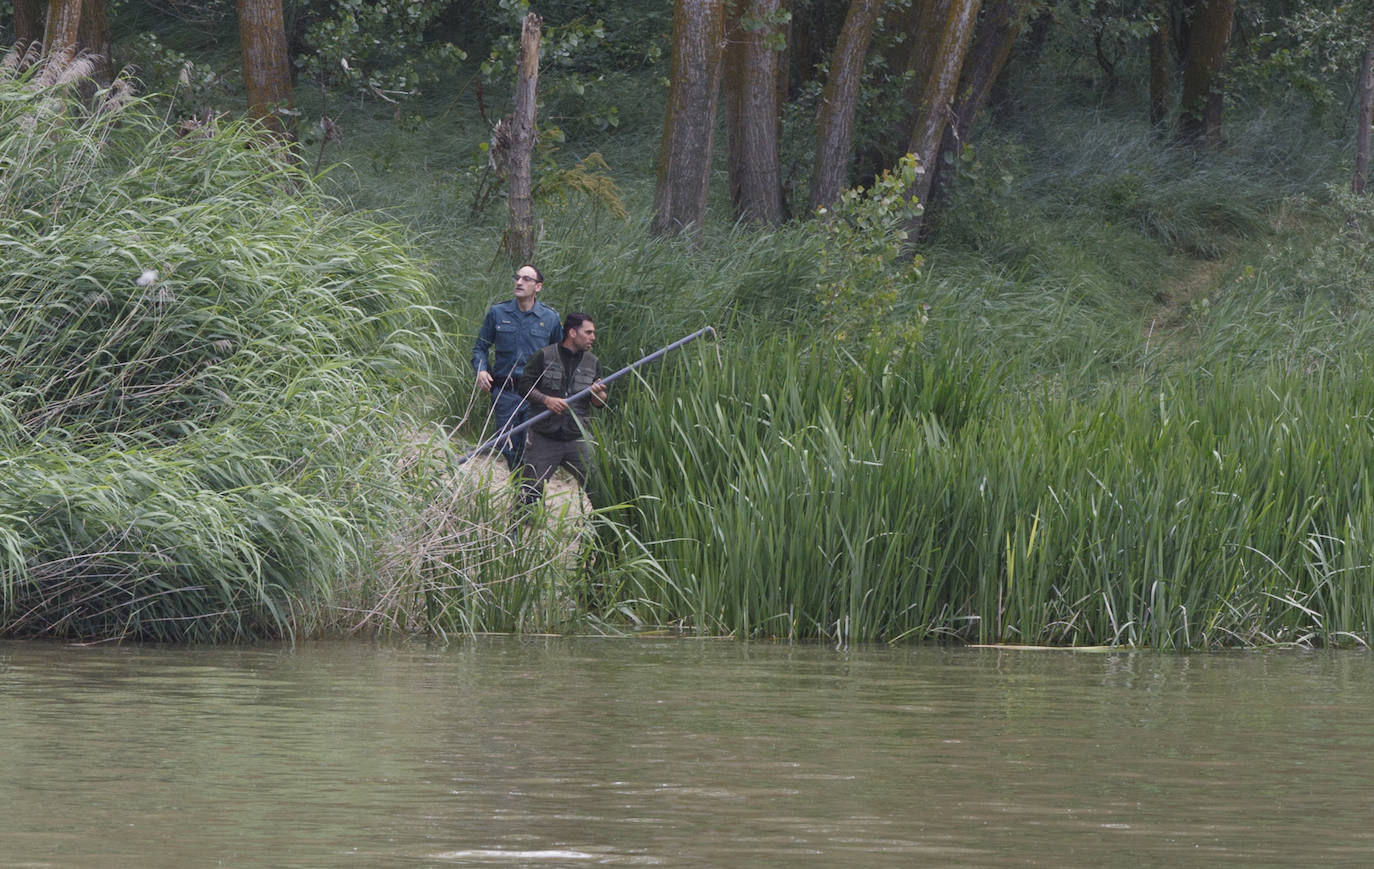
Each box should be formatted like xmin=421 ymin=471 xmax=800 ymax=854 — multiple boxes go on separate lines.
xmin=723 ymin=0 xmax=784 ymax=225
xmin=775 ymin=0 xmax=793 ymax=105
xmin=237 ymin=0 xmax=294 ymax=136
xmin=1354 ymin=13 xmax=1374 ymax=195
xmin=776 ymin=0 xmax=793 ymax=216
xmin=651 ymin=0 xmax=725 ymax=241
xmin=904 ymin=0 xmax=982 ymax=238
xmin=504 ymin=13 xmax=541 ymax=264
xmin=43 ymin=0 xmax=84 ymax=63
xmin=1092 ymin=21 xmax=1117 ymax=92
xmin=809 ymin=0 xmax=884 ymax=212
xmin=1177 ymin=0 xmax=1234 ymax=148
xmin=1147 ymin=2 xmax=1171 ymax=128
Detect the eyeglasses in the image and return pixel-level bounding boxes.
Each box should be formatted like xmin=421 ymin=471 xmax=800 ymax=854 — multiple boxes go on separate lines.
xmin=514 ymin=274 xmax=539 ymax=283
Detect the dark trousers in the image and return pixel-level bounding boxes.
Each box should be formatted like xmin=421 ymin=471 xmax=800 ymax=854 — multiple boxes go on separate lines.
xmin=490 ymin=386 xmax=529 ymax=470
xmin=517 ymin=430 xmax=592 ymax=507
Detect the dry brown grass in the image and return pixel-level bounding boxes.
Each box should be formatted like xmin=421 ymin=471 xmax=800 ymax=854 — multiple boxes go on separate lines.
xmin=323 ymin=427 xmax=594 ymax=636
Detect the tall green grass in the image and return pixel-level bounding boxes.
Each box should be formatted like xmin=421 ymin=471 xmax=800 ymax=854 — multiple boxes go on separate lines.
xmin=10 ymin=37 xmax=1369 ymax=647
xmin=0 ymin=59 xmax=448 ymax=641
xmin=594 ymin=332 xmax=1374 ymax=647
xmin=410 ymin=90 xmax=1374 ymax=650
xmin=296 ymin=77 xmax=1374 ymax=648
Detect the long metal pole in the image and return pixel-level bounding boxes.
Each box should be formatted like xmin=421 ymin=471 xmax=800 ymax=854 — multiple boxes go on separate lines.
xmin=457 ymin=325 xmax=716 ymax=465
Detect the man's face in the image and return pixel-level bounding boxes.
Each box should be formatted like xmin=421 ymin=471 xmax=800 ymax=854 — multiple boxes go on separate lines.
xmin=514 ymin=268 xmax=542 ymax=301
xmin=566 ymin=320 xmax=596 ymax=352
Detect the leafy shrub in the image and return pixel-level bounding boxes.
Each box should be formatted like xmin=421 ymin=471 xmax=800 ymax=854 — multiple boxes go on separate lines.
xmin=812 ymin=153 xmax=926 ymax=346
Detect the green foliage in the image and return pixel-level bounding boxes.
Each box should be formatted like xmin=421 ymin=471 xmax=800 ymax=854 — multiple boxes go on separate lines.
xmin=1292 ymin=185 xmax=1374 ymax=310
xmin=119 ymin=32 xmax=230 ymax=117
xmin=596 ymin=330 xmax=1374 ymax=648
xmin=1230 ymin=2 xmax=1370 ymax=116
xmin=594 ymin=331 xmax=1001 ymax=643
xmin=0 ymin=63 xmax=447 ymax=641
xmin=735 ymin=3 xmax=791 ymax=53
xmin=527 ymin=208 xmax=822 ymax=361
xmin=1045 ymin=0 xmax=1160 ymax=85
xmin=986 ymin=99 xmax=1303 ymax=259
xmin=1187 ymin=187 xmax=1374 ymax=371
xmin=295 ymin=0 xmax=468 ymax=106
xmin=536 ymin=151 xmax=627 ymax=218
xmin=475 ymin=0 xmax=671 ymax=74
xmin=812 ymin=154 xmax=925 ymax=345
xmin=478 ymin=0 xmax=624 ymax=138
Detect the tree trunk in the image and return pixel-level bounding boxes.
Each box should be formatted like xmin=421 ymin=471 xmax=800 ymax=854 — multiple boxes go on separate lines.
xmin=904 ymin=0 xmax=982 ymax=237
xmin=949 ymin=0 xmax=1022 ymax=144
xmin=809 ymin=0 xmax=884 ymax=212
xmin=77 ymin=0 xmax=112 ymax=81
xmin=14 ymin=0 xmax=45 ymax=50
xmin=925 ymin=0 xmax=1024 ymax=217
xmin=723 ymin=0 xmax=784 ymax=225
xmin=505 ymin=12 xmax=541 ymax=264
xmin=893 ymin=0 xmax=953 ymax=104
xmin=1176 ymin=0 xmax=1234 ymax=148
xmin=1355 ymin=12 xmax=1374 ymax=195
xmin=775 ymin=0 xmax=793 ymax=219
xmin=1092 ymin=17 xmax=1117 ymax=93
xmin=1147 ymin=16 xmax=1170 ymax=129
xmin=775 ymin=0 xmax=794 ymax=104
xmin=237 ymin=0 xmax=295 ymax=136
xmin=43 ymin=0 xmax=84 ymax=63
xmin=651 ymin=0 xmax=725 ymax=241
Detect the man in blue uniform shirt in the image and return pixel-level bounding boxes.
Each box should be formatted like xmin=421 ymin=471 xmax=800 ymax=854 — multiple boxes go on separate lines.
xmin=471 ymin=264 xmax=562 ymax=470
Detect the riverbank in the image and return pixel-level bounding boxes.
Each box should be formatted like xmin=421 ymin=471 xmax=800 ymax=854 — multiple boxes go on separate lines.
xmin=6 ymin=51 xmax=1374 ymax=647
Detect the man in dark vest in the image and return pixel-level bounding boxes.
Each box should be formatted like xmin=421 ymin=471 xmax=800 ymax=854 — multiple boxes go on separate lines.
xmin=515 ymin=312 xmax=607 ymax=508
xmin=471 ymin=264 xmax=562 ymax=470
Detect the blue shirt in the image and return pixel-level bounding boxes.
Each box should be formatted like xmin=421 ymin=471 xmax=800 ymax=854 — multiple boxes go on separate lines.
xmin=471 ymin=299 xmax=562 ymax=381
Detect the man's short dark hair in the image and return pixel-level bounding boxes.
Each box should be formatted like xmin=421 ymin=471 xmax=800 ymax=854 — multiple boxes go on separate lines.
xmin=564 ymin=312 xmax=593 ymax=332
xmin=519 ymin=264 xmax=544 ymax=283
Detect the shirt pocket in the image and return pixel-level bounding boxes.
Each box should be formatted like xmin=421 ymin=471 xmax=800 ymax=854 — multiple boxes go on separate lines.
xmin=492 ymin=321 xmax=518 ymax=365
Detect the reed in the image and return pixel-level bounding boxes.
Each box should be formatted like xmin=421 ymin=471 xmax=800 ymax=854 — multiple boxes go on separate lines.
xmin=0 ymin=61 xmax=446 ymax=641
xmin=591 ymin=326 xmax=1374 ymax=647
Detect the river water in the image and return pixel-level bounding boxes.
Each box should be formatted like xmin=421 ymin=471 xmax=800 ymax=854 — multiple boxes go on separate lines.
xmin=2 ymin=636 xmax=1372 ymax=867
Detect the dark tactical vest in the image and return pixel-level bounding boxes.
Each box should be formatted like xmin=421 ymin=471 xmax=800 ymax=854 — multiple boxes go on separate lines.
xmin=527 ymin=345 xmax=599 ymax=440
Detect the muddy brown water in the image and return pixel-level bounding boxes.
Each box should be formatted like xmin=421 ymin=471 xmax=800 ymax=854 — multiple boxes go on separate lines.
xmin=3 ymin=637 xmax=1372 ymax=867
